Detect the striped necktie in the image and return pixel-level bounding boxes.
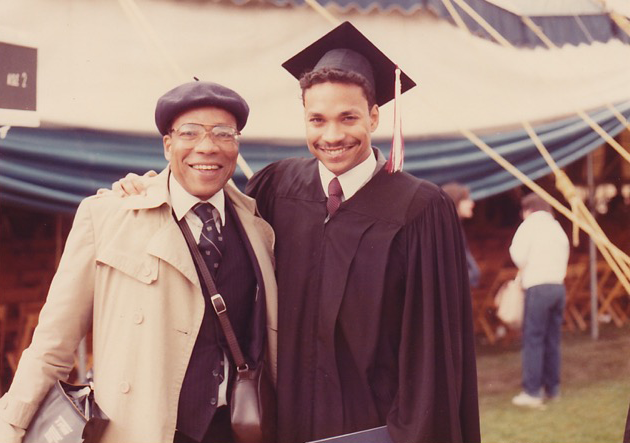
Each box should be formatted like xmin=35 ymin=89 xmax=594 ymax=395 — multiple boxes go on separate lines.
xmin=192 ymin=202 xmax=224 ymax=276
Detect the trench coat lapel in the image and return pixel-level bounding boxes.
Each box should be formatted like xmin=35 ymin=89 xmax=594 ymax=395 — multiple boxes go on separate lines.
xmin=226 ymin=184 xmax=275 ymax=258
xmin=146 ymin=218 xmax=200 ymax=287
xmin=118 ymin=170 xmax=277 ymax=341
xmin=121 ymin=168 xmax=201 ymax=288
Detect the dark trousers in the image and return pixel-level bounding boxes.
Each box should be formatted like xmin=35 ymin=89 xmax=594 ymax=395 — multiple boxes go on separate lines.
xmin=522 ymin=283 xmax=565 ymax=397
xmin=174 ymin=406 xmax=234 ymax=443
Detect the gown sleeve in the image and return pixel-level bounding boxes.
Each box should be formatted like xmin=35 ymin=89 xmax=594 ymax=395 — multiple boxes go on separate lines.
xmin=244 ymin=162 xmax=280 ymax=222
xmin=386 ymin=190 xmax=481 ymax=443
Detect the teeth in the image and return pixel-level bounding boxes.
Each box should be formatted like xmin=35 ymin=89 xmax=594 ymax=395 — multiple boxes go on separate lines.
xmin=323 ymin=147 xmax=349 ymax=156
xmin=192 ymin=164 xmax=219 ymax=170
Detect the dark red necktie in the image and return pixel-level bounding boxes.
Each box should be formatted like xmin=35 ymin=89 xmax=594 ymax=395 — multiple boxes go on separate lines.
xmin=327 ymin=177 xmax=343 ymax=217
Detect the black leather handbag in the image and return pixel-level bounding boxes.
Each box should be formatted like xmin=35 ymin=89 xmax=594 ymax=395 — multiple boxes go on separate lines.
xmin=23 ymin=380 xmax=109 ymax=443
xmin=177 ymin=216 xmax=276 ymax=443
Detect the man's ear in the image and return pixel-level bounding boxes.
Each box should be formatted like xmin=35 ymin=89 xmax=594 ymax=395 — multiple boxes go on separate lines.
xmin=370 ymin=104 xmax=379 ymax=132
xmin=163 ymin=135 xmax=172 ymax=161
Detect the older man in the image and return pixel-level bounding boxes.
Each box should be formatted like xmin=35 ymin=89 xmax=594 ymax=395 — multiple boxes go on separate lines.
xmin=0 ymin=81 xmax=277 ymax=443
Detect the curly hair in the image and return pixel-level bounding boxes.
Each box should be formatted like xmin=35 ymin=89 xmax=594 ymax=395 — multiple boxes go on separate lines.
xmin=299 ymin=68 xmax=376 ymax=109
xmin=441 ymin=182 xmax=471 ymax=207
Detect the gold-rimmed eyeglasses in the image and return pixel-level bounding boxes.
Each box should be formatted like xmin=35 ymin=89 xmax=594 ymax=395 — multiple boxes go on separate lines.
xmin=170 ymin=123 xmax=240 ymax=145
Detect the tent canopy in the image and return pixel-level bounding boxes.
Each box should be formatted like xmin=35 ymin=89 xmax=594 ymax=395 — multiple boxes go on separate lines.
xmin=3 ymin=0 xmax=630 ymax=139
xmin=1 ymin=0 xmax=630 ymax=213
xmin=287 ymin=0 xmax=630 ymax=48
xmin=3 ymin=101 xmax=628 ymax=213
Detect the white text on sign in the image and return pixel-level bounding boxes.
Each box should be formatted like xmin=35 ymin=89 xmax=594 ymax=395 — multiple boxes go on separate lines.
xmin=6 ymin=72 xmax=28 ymax=88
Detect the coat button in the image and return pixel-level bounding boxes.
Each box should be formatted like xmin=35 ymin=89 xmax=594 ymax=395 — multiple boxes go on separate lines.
xmin=212 ymin=369 xmax=219 ymax=377
xmin=133 ymin=313 xmax=144 ymax=324
xmin=119 ymin=381 xmax=131 ymax=393
xmin=210 ymin=398 xmax=217 ymax=405
xmin=143 ymin=266 xmax=152 ymax=277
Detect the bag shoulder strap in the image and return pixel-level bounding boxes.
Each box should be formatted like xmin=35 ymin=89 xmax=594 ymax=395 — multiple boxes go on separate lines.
xmin=175 ymin=213 xmax=249 ymax=370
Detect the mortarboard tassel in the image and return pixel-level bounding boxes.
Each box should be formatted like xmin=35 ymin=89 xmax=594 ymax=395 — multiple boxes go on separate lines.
xmin=386 ymin=66 xmax=404 ymax=174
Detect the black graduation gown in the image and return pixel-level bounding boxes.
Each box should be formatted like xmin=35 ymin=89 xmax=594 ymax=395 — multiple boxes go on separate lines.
xmin=246 ymin=154 xmax=480 ymax=443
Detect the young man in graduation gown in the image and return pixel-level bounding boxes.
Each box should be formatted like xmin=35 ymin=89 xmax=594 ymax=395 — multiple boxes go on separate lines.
xmin=245 ymin=22 xmax=480 ymax=443
xmin=110 ymin=22 xmax=480 ymax=443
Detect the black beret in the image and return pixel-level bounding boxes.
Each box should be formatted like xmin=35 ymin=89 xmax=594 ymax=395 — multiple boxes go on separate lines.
xmin=155 ymin=81 xmax=249 ymax=135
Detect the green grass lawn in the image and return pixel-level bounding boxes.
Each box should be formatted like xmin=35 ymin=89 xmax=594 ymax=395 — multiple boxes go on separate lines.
xmin=477 ymin=324 xmax=630 ymax=443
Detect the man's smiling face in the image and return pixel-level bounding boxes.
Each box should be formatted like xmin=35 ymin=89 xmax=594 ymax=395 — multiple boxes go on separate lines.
xmin=163 ymin=106 xmax=239 ymax=200
xmin=303 ymin=81 xmax=379 ymax=176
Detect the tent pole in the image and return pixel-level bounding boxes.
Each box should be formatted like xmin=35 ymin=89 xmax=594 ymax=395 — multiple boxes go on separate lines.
xmin=304 ymin=0 xmax=340 ymax=26
xmin=448 ymin=3 xmax=630 ymax=298
xmin=587 ymin=151 xmax=599 ymax=340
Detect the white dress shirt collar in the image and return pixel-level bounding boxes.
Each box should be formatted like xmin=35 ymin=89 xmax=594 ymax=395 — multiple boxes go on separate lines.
xmin=169 ymin=173 xmax=226 ymax=226
xmin=318 ymin=149 xmax=378 ymax=200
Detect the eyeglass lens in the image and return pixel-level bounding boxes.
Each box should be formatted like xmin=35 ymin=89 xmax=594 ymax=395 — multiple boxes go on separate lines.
xmin=174 ymin=123 xmax=239 ymax=144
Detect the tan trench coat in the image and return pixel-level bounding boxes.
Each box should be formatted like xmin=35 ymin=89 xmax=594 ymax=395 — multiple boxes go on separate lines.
xmin=0 ymin=168 xmax=277 ymax=443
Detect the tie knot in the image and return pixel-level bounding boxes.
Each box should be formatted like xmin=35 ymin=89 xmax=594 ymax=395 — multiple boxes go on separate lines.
xmin=192 ymin=202 xmax=216 ymax=225
xmin=328 ymin=177 xmax=343 ymax=198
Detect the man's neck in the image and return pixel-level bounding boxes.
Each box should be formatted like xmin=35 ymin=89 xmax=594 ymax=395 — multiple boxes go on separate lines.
xmin=168 ymin=172 xmax=225 ymax=224
xmin=318 ymin=148 xmax=378 ymax=200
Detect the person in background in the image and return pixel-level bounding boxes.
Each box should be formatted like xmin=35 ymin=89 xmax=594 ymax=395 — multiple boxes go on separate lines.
xmin=0 ymin=80 xmax=277 ymax=443
xmin=442 ymin=182 xmax=480 ymax=288
xmin=509 ymin=192 xmax=569 ymax=409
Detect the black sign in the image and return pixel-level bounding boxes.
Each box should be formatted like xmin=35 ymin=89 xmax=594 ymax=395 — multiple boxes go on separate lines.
xmin=0 ymin=41 xmax=37 ymax=111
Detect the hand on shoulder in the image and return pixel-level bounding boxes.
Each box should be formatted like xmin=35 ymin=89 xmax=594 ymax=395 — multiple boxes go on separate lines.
xmin=96 ymin=170 xmax=158 ymax=197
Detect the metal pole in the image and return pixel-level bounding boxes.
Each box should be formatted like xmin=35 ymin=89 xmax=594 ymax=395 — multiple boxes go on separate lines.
xmin=77 ymin=337 xmax=88 ymax=383
xmin=587 ymin=151 xmax=599 ymax=340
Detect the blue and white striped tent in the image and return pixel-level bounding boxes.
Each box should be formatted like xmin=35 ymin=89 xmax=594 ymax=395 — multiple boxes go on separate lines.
xmin=2 ymin=0 xmax=630 ymax=213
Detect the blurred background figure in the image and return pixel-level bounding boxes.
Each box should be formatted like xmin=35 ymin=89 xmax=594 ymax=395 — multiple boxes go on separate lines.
xmin=442 ymin=182 xmax=480 ymax=288
xmin=509 ymin=193 xmax=569 ymax=409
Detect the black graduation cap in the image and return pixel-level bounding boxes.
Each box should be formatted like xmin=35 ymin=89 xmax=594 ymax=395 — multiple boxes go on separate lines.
xmin=282 ymin=21 xmax=416 ymax=107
